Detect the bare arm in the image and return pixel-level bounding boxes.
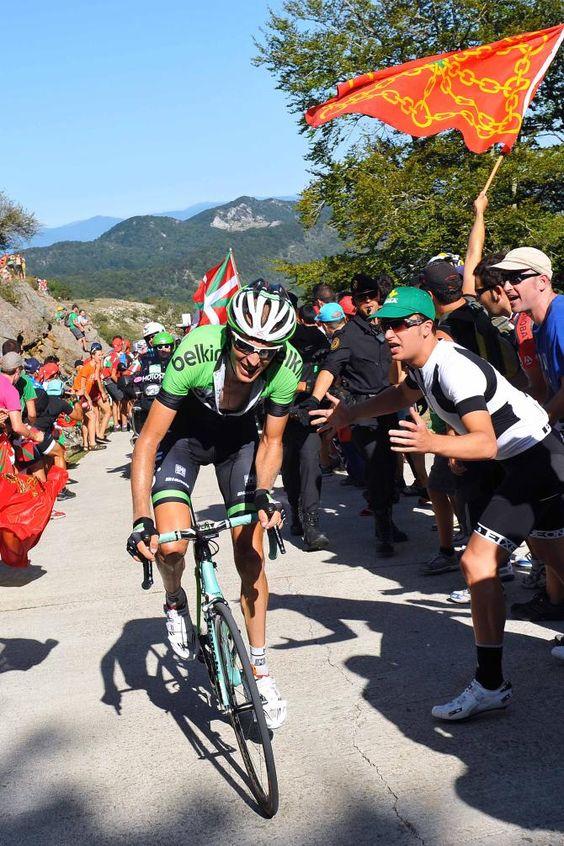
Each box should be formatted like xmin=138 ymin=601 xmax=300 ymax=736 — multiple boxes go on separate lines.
xmin=255 ymin=412 xmax=288 ymax=529
xmin=463 ymin=192 xmax=488 ymax=297
xmin=8 ymin=409 xmax=43 ymax=442
xmin=131 ymin=399 xmax=178 ymax=521
xmin=312 ymin=369 xmax=335 ymax=402
xmin=389 ymin=408 xmax=497 ymax=461
xmin=25 ymin=397 xmax=37 ymax=424
xmin=310 ymin=381 xmax=423 ymax=434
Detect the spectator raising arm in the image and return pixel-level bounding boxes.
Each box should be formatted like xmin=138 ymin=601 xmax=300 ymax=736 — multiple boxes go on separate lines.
xmin=463 ymin=192 xmax=488 ymax=298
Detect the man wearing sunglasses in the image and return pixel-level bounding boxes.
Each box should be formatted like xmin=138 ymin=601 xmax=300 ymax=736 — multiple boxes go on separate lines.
xmin=128 ymin=280 xmax=301 ymax=729
xmin=312 ymin=285 xmax=564 ymax=722
xmin=492 ymin=248 xmax=563 ymax=434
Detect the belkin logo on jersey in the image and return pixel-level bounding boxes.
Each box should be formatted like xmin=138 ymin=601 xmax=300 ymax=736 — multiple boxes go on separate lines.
xmin=173 ymin=344 xmax=222 ymax=370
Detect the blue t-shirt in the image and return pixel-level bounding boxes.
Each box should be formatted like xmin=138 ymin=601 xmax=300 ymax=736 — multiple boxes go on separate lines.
xmin=533 ymin=295 xmax=564 ymax=398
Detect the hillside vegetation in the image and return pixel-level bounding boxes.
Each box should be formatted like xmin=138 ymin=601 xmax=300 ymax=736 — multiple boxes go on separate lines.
xmin=25 ymin=197 xmax=343 ymax=300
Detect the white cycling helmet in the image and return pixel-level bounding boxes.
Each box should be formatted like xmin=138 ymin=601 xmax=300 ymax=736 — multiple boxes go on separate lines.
xmin=227 ymin=279 xmax=296 ymax=344
xmin=143 ymin=321 xmax=165 ymax=338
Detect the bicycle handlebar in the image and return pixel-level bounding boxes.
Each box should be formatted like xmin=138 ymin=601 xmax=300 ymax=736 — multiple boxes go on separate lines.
xmin=139 ymin=512 xmax=285 ymax=590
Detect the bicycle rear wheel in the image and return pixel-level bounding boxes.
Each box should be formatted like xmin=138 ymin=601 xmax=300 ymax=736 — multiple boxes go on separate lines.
xmin=213 ymin=601 xmax=279 ymax=817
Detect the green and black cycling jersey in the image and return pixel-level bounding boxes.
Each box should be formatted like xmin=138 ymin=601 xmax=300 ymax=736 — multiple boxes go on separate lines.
xmin=157 ymin=324 xmax=303 ymax=418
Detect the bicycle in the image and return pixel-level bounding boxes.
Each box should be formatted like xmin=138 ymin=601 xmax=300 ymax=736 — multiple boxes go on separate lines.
xmin=139 ymin=509 xmax=285 ymax=818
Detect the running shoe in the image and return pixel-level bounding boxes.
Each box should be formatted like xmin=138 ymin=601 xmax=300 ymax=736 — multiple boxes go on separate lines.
xmin=49 ymin=509 xmax=66 ymax=520
xmin=421 ymin=550 xmax=460 ymax=575
xmin=432 ymin=679 xmax=513 ymax=721
xmin=511 ymin=591 xmax=564 ymax=622
xmin=551 ymin=635 xmax=564 ymax=662
xmin=57 ymin=487 xmax=76 ymax=501
xmin=402 ymin=483 xmax=427 ymax=498
xmin=448 ymin=588 xmax=471 ymax=604
xmin=164 ymin=600 xmax=197 ymax=661
xmin=255 ymin=674 xmax=287 ymax=729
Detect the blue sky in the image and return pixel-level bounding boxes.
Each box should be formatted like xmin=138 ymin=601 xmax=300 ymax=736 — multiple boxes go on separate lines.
xmin=4 ymin=1 xmax=309 ymax=226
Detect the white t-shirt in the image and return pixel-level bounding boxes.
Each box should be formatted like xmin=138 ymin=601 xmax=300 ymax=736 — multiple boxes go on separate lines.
xmin=405 ymin=340 xmax=550 ymax=460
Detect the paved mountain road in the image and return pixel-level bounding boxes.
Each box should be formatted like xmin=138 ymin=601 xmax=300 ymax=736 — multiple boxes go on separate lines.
xmin=1 ymin=436 xmax=563 ymax=846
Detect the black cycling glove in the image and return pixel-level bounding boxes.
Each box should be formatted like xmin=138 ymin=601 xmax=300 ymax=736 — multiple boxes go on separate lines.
xmin=126 ymin=517 xmax=157 ymax=560
xmin=254 ymin=489 xmax=286 ymax=523
xmin=292 ymin=395 xmax=320 ymax=428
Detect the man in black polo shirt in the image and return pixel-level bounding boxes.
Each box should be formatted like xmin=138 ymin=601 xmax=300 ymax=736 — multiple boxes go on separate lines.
xmin=310 ymin=274 xmax=407 ymax=557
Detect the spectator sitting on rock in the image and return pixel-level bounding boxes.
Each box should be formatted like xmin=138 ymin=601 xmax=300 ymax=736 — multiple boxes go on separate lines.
xmin=67 ymin=304 xmax=88 ymax=352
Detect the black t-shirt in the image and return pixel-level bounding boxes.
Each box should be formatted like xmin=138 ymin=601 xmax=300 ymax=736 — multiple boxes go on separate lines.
xmin=34 ymin=389 xmax=72 ymax=432
xmin=322 ymin=315 xmax=391 ymax=395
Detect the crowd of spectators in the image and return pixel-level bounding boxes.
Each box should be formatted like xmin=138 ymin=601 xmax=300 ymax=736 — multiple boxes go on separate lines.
xmin=282 ymin=193 xmax=563 ymax=632
xmin=0 ymin=309 xmax=190 ymax=564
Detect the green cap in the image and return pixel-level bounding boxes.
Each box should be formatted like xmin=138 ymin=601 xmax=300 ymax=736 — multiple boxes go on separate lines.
xmin=377 ymin=286 xmax=436 ymax=320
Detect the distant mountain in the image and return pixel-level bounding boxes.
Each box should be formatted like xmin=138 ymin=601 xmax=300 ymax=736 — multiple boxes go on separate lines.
xmin=25 ymin=196 xmax=342 ymax=301
xmin=27 ymin=216 xmax=124 ymax=248
xmin=154 ymin=201 xmax=222 ymax=220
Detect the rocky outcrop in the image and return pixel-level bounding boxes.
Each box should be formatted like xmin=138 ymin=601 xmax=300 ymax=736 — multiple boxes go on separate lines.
xmin=0 ymin=279 xmax=166 ymax=374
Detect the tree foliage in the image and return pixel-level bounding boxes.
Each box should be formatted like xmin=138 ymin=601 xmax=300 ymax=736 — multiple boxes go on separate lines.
xmin=0 ymin=192 xmax=38 ymax=252
xmin=255 ymin=1 xmax=564 ymax=287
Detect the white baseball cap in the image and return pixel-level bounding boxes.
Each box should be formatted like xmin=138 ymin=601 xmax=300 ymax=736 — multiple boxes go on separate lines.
xmin=491 ymin=248 xmax=552 ymax=280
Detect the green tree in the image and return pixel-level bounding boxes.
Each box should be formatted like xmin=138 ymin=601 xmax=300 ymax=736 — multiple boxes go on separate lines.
xmin=0 ymin=191 xmax=38 ymax=252
xmin=255 ymin=1 xmax=564 ymax=287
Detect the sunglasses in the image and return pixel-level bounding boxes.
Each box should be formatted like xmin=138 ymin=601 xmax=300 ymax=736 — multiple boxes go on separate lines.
xmin=379 ymin=316 xmax=427 ymax=333
xmin=353 ymin=291 xmax=379 ymax=303
xmin=155 ymin=343 xmax=172 ymax=350
xmin=503 ymin=271 xmax=539 ymax=285
xmin=231 ymin=333 xmax=282 ymax=361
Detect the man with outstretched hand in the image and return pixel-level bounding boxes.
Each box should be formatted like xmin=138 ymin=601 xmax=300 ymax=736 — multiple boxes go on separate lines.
xmin=312 ymin=286 xmax=564 ymax=722
xmin=128 ymin=280 xmax=302 ymax=729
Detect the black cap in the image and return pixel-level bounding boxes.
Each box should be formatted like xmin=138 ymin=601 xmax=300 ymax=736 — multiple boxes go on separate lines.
xmin=420 ymin=261 xmax=462 ymax=298
xmin=351 ymin=273 xmax=380 ymax=299
xmin=90 ymin=342 xmax=103 ymax=353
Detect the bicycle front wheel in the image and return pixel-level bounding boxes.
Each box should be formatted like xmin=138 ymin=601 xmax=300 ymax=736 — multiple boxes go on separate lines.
xmin=213 ymin=601 xmax=279 ymax=817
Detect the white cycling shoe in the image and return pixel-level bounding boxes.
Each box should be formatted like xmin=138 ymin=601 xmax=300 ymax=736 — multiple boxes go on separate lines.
xmin=255 ymin=675 xmax=287 ymax=730
xmin=432 ymin=679 xmax=513 ymax=721
xmin=164 ymin=601 xmax=198 ymax=661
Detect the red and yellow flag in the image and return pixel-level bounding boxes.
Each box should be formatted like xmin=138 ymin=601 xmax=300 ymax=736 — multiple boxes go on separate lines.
xmin=305 ymin=25 xmax=564 ymax=153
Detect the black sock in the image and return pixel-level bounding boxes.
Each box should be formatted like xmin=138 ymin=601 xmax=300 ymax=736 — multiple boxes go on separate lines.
xmin=475 ymin=644 xmax=503 ymax=690
xmin=440 ymin=546 xmax=455 ymax=557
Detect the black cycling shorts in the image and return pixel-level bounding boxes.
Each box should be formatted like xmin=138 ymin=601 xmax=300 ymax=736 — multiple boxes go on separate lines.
xmin=475 ymin=430 xmax=564 ymax=553
xmin=151 ymin=407 xmax=259 ymax=518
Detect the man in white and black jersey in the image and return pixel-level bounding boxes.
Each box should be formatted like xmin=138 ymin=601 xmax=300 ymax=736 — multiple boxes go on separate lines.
xmin=312 ymin=286 xmax=564 ymax=722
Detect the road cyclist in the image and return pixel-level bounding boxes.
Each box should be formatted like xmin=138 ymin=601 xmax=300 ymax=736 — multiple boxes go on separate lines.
xmin=128 ymin=279 xmax=302 ymax=731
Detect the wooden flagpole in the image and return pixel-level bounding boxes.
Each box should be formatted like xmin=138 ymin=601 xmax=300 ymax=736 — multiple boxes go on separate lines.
xmin=482 ymin=154 xmax=505 ymax=194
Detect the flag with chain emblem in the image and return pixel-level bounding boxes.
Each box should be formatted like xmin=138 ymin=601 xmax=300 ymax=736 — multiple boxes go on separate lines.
xmin=305 ymin=25 xmax=564 ymax=153
xmin=192 ymin=249 xmax=240 ymax=326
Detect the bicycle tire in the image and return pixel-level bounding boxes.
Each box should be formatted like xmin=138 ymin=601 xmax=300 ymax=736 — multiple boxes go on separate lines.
xmin=213 ymin=601 xmax=279 ymax=817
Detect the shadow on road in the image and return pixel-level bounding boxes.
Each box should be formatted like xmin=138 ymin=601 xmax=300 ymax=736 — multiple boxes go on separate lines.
xmin=269 ymin=589 xmax=564 ymax=835
xmin=99 ymin=616 xmax=265 ymax=815
xmin=0 ymin=563 xmax=47 ymax=587
xmin=0 ymin=637 xmax=58 ymax=673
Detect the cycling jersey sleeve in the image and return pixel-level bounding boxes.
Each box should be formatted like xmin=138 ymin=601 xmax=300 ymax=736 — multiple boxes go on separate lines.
xmin=263 ymin=344 xmax=302 ymax=416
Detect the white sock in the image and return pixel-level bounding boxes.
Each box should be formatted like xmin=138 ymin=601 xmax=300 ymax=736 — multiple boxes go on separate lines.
xmin=250 ymin=645 xmax=269 ymax=677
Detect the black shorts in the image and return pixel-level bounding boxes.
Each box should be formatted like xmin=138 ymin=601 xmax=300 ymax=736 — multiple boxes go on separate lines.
xmin=105 ymin=380 xmax=124 ymax=403
xmin=475 ymin=431 xmax=564 ymax=553
xmin=151 ymin=408 xmax=259 ymax=518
